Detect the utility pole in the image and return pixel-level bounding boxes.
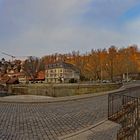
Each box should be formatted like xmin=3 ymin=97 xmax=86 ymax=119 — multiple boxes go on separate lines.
xmin=100 ymin=61 xmax=102 ymax=83
xmin=126 ymin=67 xmax=129 ymax=82
xmin=100 ymin=51 xmax=103 ymax=83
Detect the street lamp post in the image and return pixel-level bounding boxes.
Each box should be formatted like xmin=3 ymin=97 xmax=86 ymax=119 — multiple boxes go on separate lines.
xmin=100 ymin=63 xmax=102 ymax=83
xmin=126 ymin=67 xmax=129 ymax=82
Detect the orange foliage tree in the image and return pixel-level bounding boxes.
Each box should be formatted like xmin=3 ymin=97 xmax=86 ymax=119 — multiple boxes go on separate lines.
xmin=41 ymin=45 xmax=140 ymax=81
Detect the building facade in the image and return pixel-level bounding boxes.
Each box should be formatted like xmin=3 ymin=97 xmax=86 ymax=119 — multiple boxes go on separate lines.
xmin=45 ymin=62 xmax=80 ymax=83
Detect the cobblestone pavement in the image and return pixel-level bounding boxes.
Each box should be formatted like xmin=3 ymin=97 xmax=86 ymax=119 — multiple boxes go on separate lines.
xmin=0 ymin=95 xmax=108 ymax=140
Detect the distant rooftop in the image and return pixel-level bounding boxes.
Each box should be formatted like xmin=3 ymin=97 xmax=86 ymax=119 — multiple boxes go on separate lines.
xmin=46 ymin=61 xmax=80 ymax=72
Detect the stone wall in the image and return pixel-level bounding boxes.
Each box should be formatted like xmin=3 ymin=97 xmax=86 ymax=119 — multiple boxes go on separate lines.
xmin=0 ymin=84 xmax=7 ymax=92
xmin=8 ymin=83 xmax=122 ymax=97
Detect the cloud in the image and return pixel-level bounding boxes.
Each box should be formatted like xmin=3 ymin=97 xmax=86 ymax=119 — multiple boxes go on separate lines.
xmin=1 ymin=0 xmax=140 ymax=59
xmin=122 ymin=17 xmax=140 ymax=46
xmin=83 ymin=0 xmax=140 ymax=25
xmin=0 ymin=0 xmax=92 ymax=54
xmin=125 ymin=17 xmax=140 ymax=32
xmin=3 ymin=23 xmax=128 ymax=57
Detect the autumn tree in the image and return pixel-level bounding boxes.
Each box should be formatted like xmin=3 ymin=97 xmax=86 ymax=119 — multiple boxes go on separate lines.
xmin=41 ymin=45 xmax=140 ymax=81
xmin=105 ymin=46 xmax=117 ymax=82
xmin=22 ymin=56 xmax=45 ymax=82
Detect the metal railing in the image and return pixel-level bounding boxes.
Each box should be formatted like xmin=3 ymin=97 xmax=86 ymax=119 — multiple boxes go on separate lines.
xmin=108 ymin=90 xmax=140 ymax=140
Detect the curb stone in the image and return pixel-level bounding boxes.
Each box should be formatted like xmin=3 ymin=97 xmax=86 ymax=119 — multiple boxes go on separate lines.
xmin=58 ymin=119 xmax=108 ymax=140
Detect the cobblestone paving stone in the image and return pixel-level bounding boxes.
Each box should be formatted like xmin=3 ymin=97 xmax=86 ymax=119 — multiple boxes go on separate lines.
xmin=0 ymin=95 xmax=108 ymax=140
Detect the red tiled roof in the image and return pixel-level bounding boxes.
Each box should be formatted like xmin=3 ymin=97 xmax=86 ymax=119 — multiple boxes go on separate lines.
xmin=7 ymin=72 xmax=26 ymax=77
xmin=37 ymin=71 xmax=45 ymax=80
xmin=6 ymin=77 xmax=19 ymax=84
xmin=0 ymin=75 xmax=10 ymax=84
xmin=28 ymin=71 xmax=45 ymax=81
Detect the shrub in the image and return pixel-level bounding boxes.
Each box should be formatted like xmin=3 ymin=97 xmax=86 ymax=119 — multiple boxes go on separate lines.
xmin=69 ymin=78 xmax=77 ymax=83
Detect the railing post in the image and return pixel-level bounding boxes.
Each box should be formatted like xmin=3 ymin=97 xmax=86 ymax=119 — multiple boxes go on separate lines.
xmin=137 ymin=98 xmax=139 ymax=140
xmin=108 ymin=91 xmax=139 ymax=140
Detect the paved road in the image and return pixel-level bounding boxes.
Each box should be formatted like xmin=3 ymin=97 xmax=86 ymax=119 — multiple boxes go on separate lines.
xmin=0 ymin=95 xmax=108 ymax=140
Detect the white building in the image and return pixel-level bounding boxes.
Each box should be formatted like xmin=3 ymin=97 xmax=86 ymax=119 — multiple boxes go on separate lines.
xmin=45 ymin=62 xmax=80 ymax=83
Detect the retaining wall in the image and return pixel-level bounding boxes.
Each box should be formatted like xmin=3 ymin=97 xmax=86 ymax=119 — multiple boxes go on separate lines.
xmin=7 ymin=83 xmax=122 ymax=97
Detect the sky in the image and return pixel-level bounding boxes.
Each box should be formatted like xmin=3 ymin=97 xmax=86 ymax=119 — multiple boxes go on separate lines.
xmin=0 ymin=0 xmax=140 ymax=60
